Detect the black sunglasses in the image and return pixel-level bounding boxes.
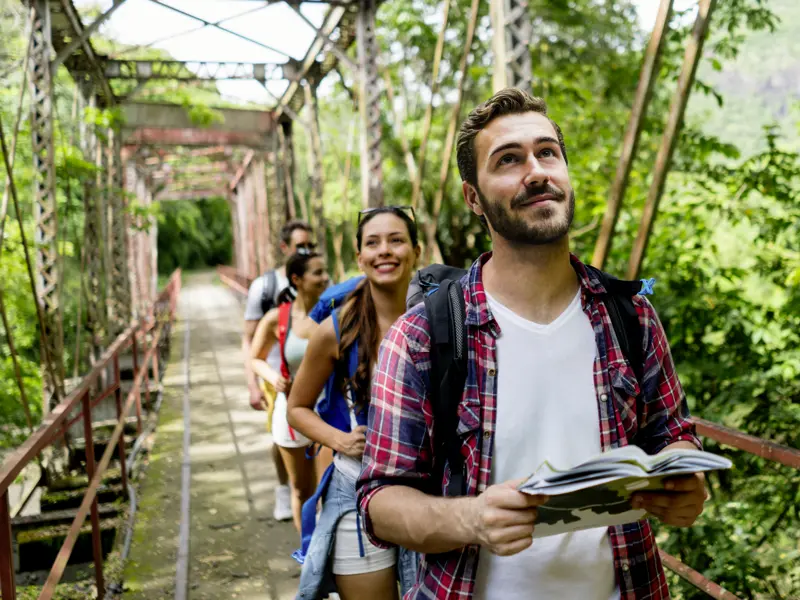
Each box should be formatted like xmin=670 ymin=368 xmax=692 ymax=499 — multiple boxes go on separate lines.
xmin=357 ymin=205 xmax=416 ymax=227
xmin=295 ymin=242 xmax=317 ymax=251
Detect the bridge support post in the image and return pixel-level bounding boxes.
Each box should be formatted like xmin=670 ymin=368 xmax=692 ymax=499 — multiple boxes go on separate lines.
xmin=28 ymin=0 xmax=64 ymax=407
xmin=124 ymin=160 xmax=141 ymax=316
xmin=356 ymin=0 xmax=384 ymax=208
xmin=303 ymin=82 xmax=327 ymax=260
xmin=265 ymin=145 xmax=283 ymax=253
xmin=252 ymin=157 xmax=274 ymax=271
xmin=277 ymin=121 xmax=297 ymax=220
xmin=490 ymin=0 xmax=533 ymax=92
xmin=81 ymin=89 xmax=108 ymax=361
xmin=108 ymin=128 xmax=132 ymax=333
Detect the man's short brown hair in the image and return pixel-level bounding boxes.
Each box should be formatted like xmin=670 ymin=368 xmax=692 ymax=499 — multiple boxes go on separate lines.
xmin=456 ymin=88 xmax=568 ymax=187
xmin=280 ymin=220 xmax=313 ymax=245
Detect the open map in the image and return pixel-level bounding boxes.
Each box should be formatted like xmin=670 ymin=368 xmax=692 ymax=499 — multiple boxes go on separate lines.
xmin=518 ymin=445 xmax=732 ymax=537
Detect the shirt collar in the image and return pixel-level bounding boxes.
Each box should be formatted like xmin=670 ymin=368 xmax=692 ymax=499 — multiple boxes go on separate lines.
xmin=464 ymin=252 xmax=606 ymax=328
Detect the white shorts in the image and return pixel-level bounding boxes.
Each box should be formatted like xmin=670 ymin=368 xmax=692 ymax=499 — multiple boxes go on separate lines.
xmin=272 ymin=393 xmax=311 ymax=449
xmin=332 ymin=511 xmax=397 ymax=576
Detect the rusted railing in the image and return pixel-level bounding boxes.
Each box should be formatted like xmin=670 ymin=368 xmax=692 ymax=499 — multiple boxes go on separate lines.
xmin=659 ymin=417 xmax=800 ymax=599
xmin=216 ymin=265 xmax=251 ymax=296
xmin=216 ymin=265 xmax=800 ymax=600
xmin=0 ymin=269 xmax=181 ymax=600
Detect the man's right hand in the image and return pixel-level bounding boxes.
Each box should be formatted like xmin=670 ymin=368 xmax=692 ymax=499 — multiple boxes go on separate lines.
xmin=249 ymin=387 xmax=265 ymax=411
xmin=465 ymin=479 xmax=547 ymax=556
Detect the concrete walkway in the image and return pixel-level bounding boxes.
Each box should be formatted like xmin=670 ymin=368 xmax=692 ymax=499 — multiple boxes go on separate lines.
xmin=123 ymin=272 xmax=302 ymax=599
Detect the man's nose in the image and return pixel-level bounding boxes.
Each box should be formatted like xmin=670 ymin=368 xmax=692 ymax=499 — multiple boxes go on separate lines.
xmin=522 ymin=155 xmax=549 ymax=187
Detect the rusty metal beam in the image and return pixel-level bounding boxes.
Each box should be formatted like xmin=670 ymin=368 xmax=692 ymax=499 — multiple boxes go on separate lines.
xmin=490 ymin=0 xmax=532 ymax=91
xmin=122 ymin=102 xmax=273 ymax=135
xmin=125 ymin=127 xmax=268 ymax=148
xmin=693 ymin=418 xmax=800 ymax=470
xmin=52 ymin=0 xmax=130 ymax=70
xmin=105 ymin=60 xmax=284 ymax=82
xmin=157 ymin=189 xmax=228 ymax=202
xmin=592 ymin=0 xmax=673 ymax=269
xmin=627 ymin=0 xmax=717 ymax=279
xmin=229 ymin=150 xmax=256 ymax=191
xmin=660 ymin=551 xmax=741 ymax=600
xmin=274 ymin=5 xmax=350 ymax=119
xmin=356 ymin=0 xmax=383 ymax=207
xmin=29 ymin=0 xmax=65 ymax=406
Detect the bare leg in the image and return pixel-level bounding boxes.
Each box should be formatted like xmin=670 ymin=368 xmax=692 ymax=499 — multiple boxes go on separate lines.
xmin=277 ymin=445 xmax=317 ymax=532
xmin=272 ymin=442 xmax=289 ymax=486
xmin=336 ymin=568 xmax=399 ymax=600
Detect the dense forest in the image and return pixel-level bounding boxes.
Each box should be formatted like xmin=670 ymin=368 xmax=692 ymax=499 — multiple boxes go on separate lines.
xmin=1 ymin=0 xmax=798 ymax=597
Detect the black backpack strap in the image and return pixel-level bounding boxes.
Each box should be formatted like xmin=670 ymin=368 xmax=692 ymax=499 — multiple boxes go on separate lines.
xmin=424 ymin=279 xmax=468 ymax=497
xmin=260 ymin=270 xmax=278 ymax=315
xmin=585 ymin=265 xmax=645 ymax=386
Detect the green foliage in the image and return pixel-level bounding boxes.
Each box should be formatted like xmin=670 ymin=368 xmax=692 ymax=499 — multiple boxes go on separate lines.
xmin=156 ymin=197 xmax=233 ymax=274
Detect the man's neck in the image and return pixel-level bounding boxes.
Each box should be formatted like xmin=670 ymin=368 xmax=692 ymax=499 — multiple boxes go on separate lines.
xmin=482 ymin=236 xmax=579 ymax=324
xmin=276 ymin=265 xmax=286 ymax=278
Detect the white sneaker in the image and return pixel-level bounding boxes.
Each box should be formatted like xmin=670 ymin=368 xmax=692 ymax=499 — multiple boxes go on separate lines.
xmin=273 ymin=484 xmax=293 ymax=522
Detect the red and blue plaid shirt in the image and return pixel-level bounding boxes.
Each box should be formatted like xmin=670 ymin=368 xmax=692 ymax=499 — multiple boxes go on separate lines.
xmin=357 ymin=253 xmax=700 ymax=599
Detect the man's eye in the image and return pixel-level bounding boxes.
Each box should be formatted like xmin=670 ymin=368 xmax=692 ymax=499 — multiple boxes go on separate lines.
xmin=498 ymin=154 xmax=517 ymax=166
xmin=365 ymin=240 xmax=377 ymax=246
xmin=540 ymin=148 xmax=555 ymax=158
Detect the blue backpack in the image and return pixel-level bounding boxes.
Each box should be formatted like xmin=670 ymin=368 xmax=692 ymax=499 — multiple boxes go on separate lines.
xmin=309 ymin=276 xmax=368 ymax=434
xmin=293 ymin=276 xmax=368 ymax=565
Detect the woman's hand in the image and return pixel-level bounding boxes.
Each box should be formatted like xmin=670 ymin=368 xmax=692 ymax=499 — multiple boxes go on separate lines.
xmin=275 ymin=376 xmax=292 ymax=395
xmin=335 ymin=425 xmax=367 ymax=458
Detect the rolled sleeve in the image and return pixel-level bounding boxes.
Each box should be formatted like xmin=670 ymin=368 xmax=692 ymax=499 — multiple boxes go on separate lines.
xmin=357 ymin=312 xmax=433 ymax=548
xmin=638 ymin=297 xmax=702 ymax=454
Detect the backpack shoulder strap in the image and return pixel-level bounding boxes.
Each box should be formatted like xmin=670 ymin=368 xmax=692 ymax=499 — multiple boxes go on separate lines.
xmin=261 ymin=270 xmax=278 ymax=314
xmin=424 ymin=279 xmax=468 ymax=497
xmin=585 ymin=265 xmax=645 ymax=386
xmin=278 ymin=302 xmax=292 ymax=379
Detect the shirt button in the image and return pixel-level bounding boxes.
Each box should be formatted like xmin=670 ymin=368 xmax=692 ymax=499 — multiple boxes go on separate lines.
xmin=469 ymin=547 xmax=478 ymax=556
xmin=488 ymin=368 xmax=497 ymax=377
xmin=483 ymin=431 xmax=491 ymax=440
xmin=600 ymin=393 xmax=608 ymax=401
xmin=621 ymin=562 xmax=630 ymax=572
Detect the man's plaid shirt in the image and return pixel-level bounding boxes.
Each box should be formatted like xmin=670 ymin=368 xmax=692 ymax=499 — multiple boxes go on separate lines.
xmin=357 ymin=253 xmax=701 ymax=599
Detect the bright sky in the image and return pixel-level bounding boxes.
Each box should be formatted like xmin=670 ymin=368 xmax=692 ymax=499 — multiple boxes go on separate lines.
xmin=76 ymin=0 xmax=698 ymax=106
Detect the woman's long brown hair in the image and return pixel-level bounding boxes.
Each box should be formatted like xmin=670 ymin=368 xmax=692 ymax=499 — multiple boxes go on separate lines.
xmin=338 ymin=208 xmax=418 ymax=410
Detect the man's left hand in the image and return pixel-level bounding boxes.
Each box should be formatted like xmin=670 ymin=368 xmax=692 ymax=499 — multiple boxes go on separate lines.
xmin=632 ymin=473 xmax=708 ymax=527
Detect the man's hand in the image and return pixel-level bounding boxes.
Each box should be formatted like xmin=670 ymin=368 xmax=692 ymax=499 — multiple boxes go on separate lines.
xmin=633 ymin=472 xmax=707 ymax=527
xmin=249 ymin=386 xmax=265 ymax=411
xmin=466 ymin=479 xmax=548 ymax=557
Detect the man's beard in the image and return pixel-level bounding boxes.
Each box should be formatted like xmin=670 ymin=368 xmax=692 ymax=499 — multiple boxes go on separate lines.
xmin=477 ymin=183 xmax=575 ymax=246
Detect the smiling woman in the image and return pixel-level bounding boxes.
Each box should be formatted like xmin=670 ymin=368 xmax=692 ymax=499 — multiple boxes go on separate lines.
xmin=285 ymin=206 xmax=420 ymax=600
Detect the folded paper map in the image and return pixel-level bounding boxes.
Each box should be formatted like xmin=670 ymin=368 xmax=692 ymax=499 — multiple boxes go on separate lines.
xmin=518 ymin=445 xmax=732 ymax=538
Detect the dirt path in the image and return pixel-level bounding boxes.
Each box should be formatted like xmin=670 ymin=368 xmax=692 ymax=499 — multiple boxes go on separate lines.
xmin=123 ymin=272 xmax=302 ymax=599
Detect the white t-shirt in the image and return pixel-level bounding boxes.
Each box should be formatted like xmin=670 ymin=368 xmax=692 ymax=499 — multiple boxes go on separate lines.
xmin=244 ymin=269 xmax=290 ymax=371
xmin=474 ymin=290 xmax=620 ymax=600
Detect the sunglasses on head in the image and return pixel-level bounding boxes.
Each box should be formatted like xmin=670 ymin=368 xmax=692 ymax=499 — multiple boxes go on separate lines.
xmin=357 ymin=205 xmax=416 ymax=227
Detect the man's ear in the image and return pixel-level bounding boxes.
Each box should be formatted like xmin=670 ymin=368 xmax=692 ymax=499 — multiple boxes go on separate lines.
xmin=463 ymin=182 xmax=484 ymax=218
